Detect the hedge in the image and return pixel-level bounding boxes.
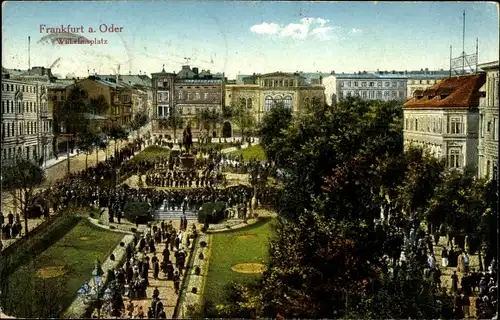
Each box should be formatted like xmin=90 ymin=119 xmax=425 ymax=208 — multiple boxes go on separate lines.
xmin=197 ymin=202 xmax=227 ymax=224
xmin=123 ymin=201 xmax=151 ymax=224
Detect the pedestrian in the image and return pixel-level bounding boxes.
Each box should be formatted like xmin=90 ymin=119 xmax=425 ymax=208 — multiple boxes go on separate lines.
xmin=451 ymin=270 xmax=459 ymax=293
xmin=441 ymin=247 xmax=449 ymax=267
xmin=173 ymin=271 xmax=180 ymax=294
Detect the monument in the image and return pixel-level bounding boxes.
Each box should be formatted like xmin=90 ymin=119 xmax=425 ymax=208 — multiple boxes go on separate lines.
xmin=180 ymin=124 xmax=196 ymax=171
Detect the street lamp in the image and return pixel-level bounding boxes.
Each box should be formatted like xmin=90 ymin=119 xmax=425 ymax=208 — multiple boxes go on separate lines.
xmin=78 ymin=259 xmax=104 ymax=318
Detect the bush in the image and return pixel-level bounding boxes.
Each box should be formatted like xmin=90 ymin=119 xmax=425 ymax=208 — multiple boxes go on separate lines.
xmin=109 ymin=225 xmax=116 ymax=230
xmin=195 ymin=266 xmax=201 ymax=275
xmin=191 ymin=287 xmax=198 ymax=294
xmin=199 ymin=252 xmax=205 ymax=260
xmin=197 ymin=202 xmax=227 ymax=224
xmin=200 ymin=241 xmax=207 ymax=248
xmin=123 ymin=202 xmax=150 ymax=223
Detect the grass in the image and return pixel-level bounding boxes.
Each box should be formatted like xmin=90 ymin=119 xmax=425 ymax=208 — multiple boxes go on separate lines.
xmin=229 ymin=144 xmax=266 ymax=161
xmin=7 ymin=218 xmax=124 ymax=315
xmin=129 ymin=145 xmax=170 ymax=162
xmin=203 ymin=218 xmax=274 ymax=306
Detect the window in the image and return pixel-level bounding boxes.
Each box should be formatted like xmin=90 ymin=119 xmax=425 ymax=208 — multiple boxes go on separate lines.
xmin=369 ymin=91 xmax=375 ymax=99
xmin=158 ymin=106 xmax=163 ymax=117
xmin=392 ymin=82 xmax=397 ymax=87
xmin=385 ymin=82 xmax=390 ymax=87
xmin=247 ymin=98 xmax=253 ymax=109
xmin=284 ymin=80 xmax=288 ymax=87
xmin=487 ymin=121 xmax=492 ymax=132
xmin=415 ymin=119 xmax=419 ymax=131
xmin=405 ymin=118 xmax=409 ymax=130
xmin=283 ymin=96 xmax=292 ymax=109
xmin=486 ymin=160 xmax=491 ymax=178
xmin=377 ymin=91 xmax=382 ymax=98
xmin=361 ymin=82 xmax=367 ymax=87
xmin=493 ymin=163 xmax=498 ymax=181
xmin=178 ymin=91 xmax=183 ymax=100
xmin=354 ymin=81 xmax=358 ymax=87
xmin=377 ymin=81 xmax=382 ymax=87
xmin=340 ymin=81 xmax=344 ymax=87
xmin=494 ymin=118 xmax=498 ymax=141
xmin=392 ymin=91 xmax=397 ymax=98
xmin=187 ymin=92 xmax=192 ymax=100
xmin=362 ymin=91 xmax=367 ymax=98
xmin=399 ymin=91 xmax=405 ymax=98
xmin=449 ymin=149 xmax=461 ymax=168
xmin=204 ymin=93 xmax=208 ymax=100
xmin=264 ymin=96 xmax=273 ymax=111
xmin=369 ymin=82 xmax=374 ymax=87
xmin=384 ymin=91 xmax=389 ymax=97
xmin=195 ymin=92 xmax=200 ymax=100
xmin=450 ymin=118 xmax=462 ymax=134
xmin=347 ymin=81 xmax=351 ymax=87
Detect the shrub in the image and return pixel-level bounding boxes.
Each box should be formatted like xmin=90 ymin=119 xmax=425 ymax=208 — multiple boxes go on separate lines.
xmin=123 ymin=202 xmax=150 ymax=223
xmin=199 ymin=252 xmax=204 ymax=260
xmin=200 ymin=241 xmax=207 ymax=248
xmin=195 ymin=266 xmax=201 ymax=275
xmin=109 ymin=225 xmax=116 ymax=230
xmin=191 ymin=287 xmax=198 ymax=294
xmin=197 ymin=202 xmax=227 ymax=224
xmin=201 ymin=226 xmax=207 ymax=233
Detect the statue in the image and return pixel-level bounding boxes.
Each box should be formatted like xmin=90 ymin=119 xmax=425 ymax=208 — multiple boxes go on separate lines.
xmin=182 ymin=124 xmax=193 ymax=154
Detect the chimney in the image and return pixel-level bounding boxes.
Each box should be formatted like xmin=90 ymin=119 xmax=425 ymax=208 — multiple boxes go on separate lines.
xmin=319 ymin=75 xmax=323 ymax=85
xmin=192 ymin=67 xmax=199 ymax=75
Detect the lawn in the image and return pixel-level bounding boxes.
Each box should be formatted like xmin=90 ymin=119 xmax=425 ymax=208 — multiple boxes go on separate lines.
xmin=5 ymin=218 xmax=124 ymax=318
xmin=229 ymin=144 xmax=266 ymax=161
xmin=203 ymin=218 xmax=274 ymax=306
xmin=129 ymin=145 xmax=170 ymax=162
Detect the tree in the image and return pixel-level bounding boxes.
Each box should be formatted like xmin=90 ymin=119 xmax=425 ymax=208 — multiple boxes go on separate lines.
xmin=2 ymin=159 xmax=45 ymax=234
xmin=76 ymin=131 xmax=100 ymax=170
xmin=158 ymin=109 xmax=184 ymax=142
xmin=130 ymin=112 xmax=148 ymax=131
xmin=59 ymin=86 xmax=89 ymax=134
xmin=107 ymin=125 xmax=128 ymax=156
xmin=231 ymin=100 xmax=255 ymax=141
xmin=88 ymin=95 xmax=109 ymax=116
xmin=258 ymin=102 xmax=292 ymax=164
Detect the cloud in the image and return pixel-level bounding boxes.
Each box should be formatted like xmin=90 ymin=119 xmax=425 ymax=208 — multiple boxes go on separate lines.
xmin=249 ymin=17 xmax=361 ymax=41
xmin=249 ymin=22 xmax=281 ymax=35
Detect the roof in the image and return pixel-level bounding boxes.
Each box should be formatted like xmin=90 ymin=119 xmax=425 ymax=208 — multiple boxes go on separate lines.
xmin=403 ymin=73 xmax=486 ymax=109
xmin=175 ymin=79 xmax=223 ymax=85
xmin=478 ymin=61 xmax=499 ymax=71
xmin=259 ymin=72 xmax=305 ymax=79
xmin=97 ymin=74 xmax=152 ymax=88
xmin=83 ymin=113 xmax=108 ymax=120
xmin=332 ymin=73 xmax=408 ymax=80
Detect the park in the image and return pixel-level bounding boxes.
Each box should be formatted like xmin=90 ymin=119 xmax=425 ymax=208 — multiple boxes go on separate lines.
xmin=0 ymin=99 xmax=497 ymax=320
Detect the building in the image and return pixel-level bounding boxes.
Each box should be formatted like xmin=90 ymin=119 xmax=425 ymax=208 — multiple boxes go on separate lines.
xmin=323 ymin=71 xmax=408 ymax=105
xmin=406 ymin=69 xmax=450 ymax=98
xmin=96 ymin=74 xmax=153 ymax=120
xmin=1 ymin=68 xmax=53 ymax=165
xmin=151 ymin=66 xmax=225 ymax=138
xmin=225 ymin=71 xmax=325 ymax=126
xmin=403 ymin=73 xmax=486 ymax=171
xmin=477 ymin=61 xmax=499 ymax=180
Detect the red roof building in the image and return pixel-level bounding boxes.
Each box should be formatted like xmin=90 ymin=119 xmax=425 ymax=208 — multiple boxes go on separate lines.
xmin=403 ymin=73 xmax=486 ymax=171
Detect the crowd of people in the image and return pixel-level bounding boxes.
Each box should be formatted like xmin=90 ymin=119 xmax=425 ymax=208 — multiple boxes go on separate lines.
xmin=99 ymin=219 xmax=195 ymax=319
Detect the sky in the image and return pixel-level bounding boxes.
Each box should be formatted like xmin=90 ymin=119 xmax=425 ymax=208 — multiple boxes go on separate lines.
xmin=2 ymin=1 xmax=499 ymax=79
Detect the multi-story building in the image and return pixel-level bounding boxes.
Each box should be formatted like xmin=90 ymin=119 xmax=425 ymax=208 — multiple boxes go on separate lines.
xmin=323 ymin=71 xmax=408 ymax=105
xmin=151 ymin=66 xmax=225 ymax=138
xmin=477 ymin=61 xmax=499 ymax=180
xmin=225 ymin=71 xmax=325 ymax=126
xmin=403 ymin=73 xmax=486 ymax=171
xmin=97 ymin=74 xmax=153 ymax=119
xmin=1 ymin=67 xmax=53 ymax=165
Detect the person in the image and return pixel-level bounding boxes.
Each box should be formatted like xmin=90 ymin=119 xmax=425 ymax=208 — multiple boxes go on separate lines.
xmin=153 ymin=287 xmax=160 ymax=299
xmin=441 ymin=247 xmax=449 ymax=267
xmin=173 ymin=271 xmax=180 ymax=294
xmin=153 ymin=258 xmax=160 ymax=280
xmin=451 ymin=271 xmax=459 ymax=293
xmin=428 ymin=253 xmax=436 ymax=270
xmin=136 ymin=305 xmax=145 ymax=319
xmin=462 ymin=293 xmax=470 ymax=318
xmin=462 ymin=251 xmax=470 ymax=273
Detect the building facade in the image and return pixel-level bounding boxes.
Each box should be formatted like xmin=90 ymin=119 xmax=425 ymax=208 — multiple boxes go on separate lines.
xmin=1 ymin=73 xmax=53 ymax=165
xmin=151 ymin=66 xmax=225 ymax=138
xmin=225 ymin=71 xmax=325 ymax=125
xmin=323 ymin=72 xmax=408 ymax=105
xmin=403 ymin=74 xmax=486 ymax=171
xmin=477 ymin=61 xmax=499 ymax=180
